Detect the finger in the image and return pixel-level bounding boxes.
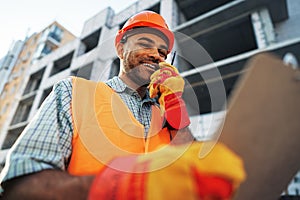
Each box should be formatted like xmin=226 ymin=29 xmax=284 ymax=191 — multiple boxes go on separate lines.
xmin=159 ymin=62 xmax=179 ymax=74
xmin=150 ymin=69 xmax=162 ymax=81
xmin=158 ymin=72 xmax=174 ymax=84
xmin=160 ymin=67 xmax=177 ymax=77
xmin=151 ymin=68 xmax=176 ymax=85
xmin=149 ymin=83 xmax=159 ymax=98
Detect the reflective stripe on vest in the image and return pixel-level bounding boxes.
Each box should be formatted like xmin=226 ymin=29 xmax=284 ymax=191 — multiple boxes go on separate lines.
xmin=68 ymin=77 xmax=175 ymax=175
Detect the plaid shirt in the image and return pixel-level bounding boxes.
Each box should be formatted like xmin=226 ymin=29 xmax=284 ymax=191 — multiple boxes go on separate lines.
xmin=0 ymin=76 xmax=157 ymax=184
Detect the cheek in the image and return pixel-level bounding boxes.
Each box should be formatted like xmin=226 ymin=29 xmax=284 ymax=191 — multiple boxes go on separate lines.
xmin=123 ymin=49 xmax=151 ymax=71
xmin=124 ymin=51 xmax=133 ymax=62
xmin=122 ymin=52 xmax=135 ymax=72
xmin=124 ymin=51 xmax=139 ymax=64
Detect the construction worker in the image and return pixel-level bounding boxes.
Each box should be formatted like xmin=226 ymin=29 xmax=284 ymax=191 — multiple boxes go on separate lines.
xmin=0 ymin=11 xmax=245 ymax=199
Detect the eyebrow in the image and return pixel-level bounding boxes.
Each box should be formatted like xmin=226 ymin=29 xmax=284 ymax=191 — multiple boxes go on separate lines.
xmin=138 ymin=37 xmax=168 ymax=50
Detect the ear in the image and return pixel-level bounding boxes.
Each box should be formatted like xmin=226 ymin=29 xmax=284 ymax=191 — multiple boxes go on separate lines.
xmin=116 ymin=43 xmax=124 ymax=59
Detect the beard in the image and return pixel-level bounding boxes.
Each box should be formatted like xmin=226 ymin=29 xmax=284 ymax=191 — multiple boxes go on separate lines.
xmin=124 ymin=64 xmax=151 ymax=88
xmin=122 ymin=56 xmax=157 ymax=88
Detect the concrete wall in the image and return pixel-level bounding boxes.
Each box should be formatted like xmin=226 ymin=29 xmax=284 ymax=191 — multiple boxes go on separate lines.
xmin=275 ymin=0 xmax=300 ymax=42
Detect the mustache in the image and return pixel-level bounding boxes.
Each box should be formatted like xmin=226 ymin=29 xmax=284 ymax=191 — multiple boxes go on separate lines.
xmin=139 ymin=58 xmax=160 ymax=66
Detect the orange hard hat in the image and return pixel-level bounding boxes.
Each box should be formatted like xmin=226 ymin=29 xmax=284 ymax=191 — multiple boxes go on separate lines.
xmin=115 ymin=11 xmax=174 ymax=54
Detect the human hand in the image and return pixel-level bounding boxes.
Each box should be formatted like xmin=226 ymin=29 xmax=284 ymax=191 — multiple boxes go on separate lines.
xmin=149 ymin=62 xmax=190 ymax=129
xmin=88 ymin=142 xmax=246 ymax=200
xmin=149 ymin=62 xmax=184 ymax=104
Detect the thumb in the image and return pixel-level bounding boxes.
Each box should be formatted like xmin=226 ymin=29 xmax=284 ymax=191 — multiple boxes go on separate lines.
xmin=159 ymin=62 xmax=179 ymax=74
xmin=149 ymin=82 xmax=159 ymax=98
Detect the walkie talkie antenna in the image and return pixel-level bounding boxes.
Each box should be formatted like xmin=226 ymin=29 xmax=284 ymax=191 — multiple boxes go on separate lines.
xmin=171 ymin=51 xmax=176 ymax=65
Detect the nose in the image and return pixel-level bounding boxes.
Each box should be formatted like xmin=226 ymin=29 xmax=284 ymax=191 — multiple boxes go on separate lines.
xmin=148 ymin=48 xmax=165 ymax=63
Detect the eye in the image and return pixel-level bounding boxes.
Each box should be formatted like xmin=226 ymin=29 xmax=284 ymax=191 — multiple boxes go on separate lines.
xmin=158 ymin=49 xmax=168 ymax=59
xmin=138 ymin=42 xmax=152 ymax=49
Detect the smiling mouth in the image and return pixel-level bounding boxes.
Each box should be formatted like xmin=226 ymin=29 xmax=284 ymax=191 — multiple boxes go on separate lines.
xmin=142 ymin=63 xmax=159 ymax=71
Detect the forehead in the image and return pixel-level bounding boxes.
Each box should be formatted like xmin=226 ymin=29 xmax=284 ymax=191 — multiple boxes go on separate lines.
xmin=128 ymin=33 xmax=168 ymax=48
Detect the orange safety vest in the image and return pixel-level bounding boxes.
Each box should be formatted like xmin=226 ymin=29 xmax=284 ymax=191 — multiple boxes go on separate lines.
xmin=68 ymin=77 xmax=175 ymax=175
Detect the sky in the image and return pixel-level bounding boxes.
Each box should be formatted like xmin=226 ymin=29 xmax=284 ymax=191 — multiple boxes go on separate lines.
xmin=0 ymin=0 xmax=138 ymax=58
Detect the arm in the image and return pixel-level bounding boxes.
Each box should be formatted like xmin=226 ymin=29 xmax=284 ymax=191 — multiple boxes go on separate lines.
xmin=149 ymin=62 xmax=195 ymax=144
xmin=0 ymin=78 xmax=94 ymax=199
xmin=2 ymin=170 xmax=94 ymax=200
xmin=88 ymin=142 xmax=245 ymax=200
xmin=149 ymin=62 xmax=190 ymax=129
xmin=169 ymin=127 xmax=195 ymax=145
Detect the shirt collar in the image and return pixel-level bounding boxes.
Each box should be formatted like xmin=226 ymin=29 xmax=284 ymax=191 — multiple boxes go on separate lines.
xmin=105 ymin=76 xmax=127 ymax=93
xmin=105 ymin=76 xmax=157 ymax=104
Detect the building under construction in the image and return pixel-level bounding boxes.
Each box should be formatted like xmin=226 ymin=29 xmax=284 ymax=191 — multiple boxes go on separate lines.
xmin=0 ymin=0 xmax=299 ymax=198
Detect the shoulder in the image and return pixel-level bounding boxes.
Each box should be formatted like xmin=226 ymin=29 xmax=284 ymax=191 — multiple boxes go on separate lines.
xmin=71 ymin=76 xmax=104 ymax=88
xmin=53 ymin=77 xmax=73 ymax=94
xmin=47 ymin=78 xmax=73 ymax=107
xmin=105 ymin=76 xmax=126 ymax=92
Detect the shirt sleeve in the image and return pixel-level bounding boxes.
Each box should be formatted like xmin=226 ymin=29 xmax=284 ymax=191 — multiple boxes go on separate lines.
xmin=0 ymin=78 xmax=74 ymax=184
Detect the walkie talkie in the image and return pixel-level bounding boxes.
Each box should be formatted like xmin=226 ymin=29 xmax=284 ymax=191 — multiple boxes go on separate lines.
xmin=171 ymin=51 xmax=176 ymax=65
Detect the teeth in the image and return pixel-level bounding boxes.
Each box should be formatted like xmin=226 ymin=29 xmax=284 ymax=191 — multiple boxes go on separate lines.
xmin=143 ymin=63 xmax=156 ymax=70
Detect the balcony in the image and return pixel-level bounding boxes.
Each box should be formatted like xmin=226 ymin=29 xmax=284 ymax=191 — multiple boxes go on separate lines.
xmin=181 ymin=38 xmax=300 ymax=114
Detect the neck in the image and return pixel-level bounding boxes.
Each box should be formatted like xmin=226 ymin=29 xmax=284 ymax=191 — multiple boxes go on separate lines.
xmin=136 ymin=86 xmax=147 ymax=98
xmin=119 ymin=75 xmax=148 ymax=98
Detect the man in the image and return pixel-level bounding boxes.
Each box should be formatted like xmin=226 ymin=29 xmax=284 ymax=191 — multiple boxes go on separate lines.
xmin=0 ymin=11 xmax=245 ymax=199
